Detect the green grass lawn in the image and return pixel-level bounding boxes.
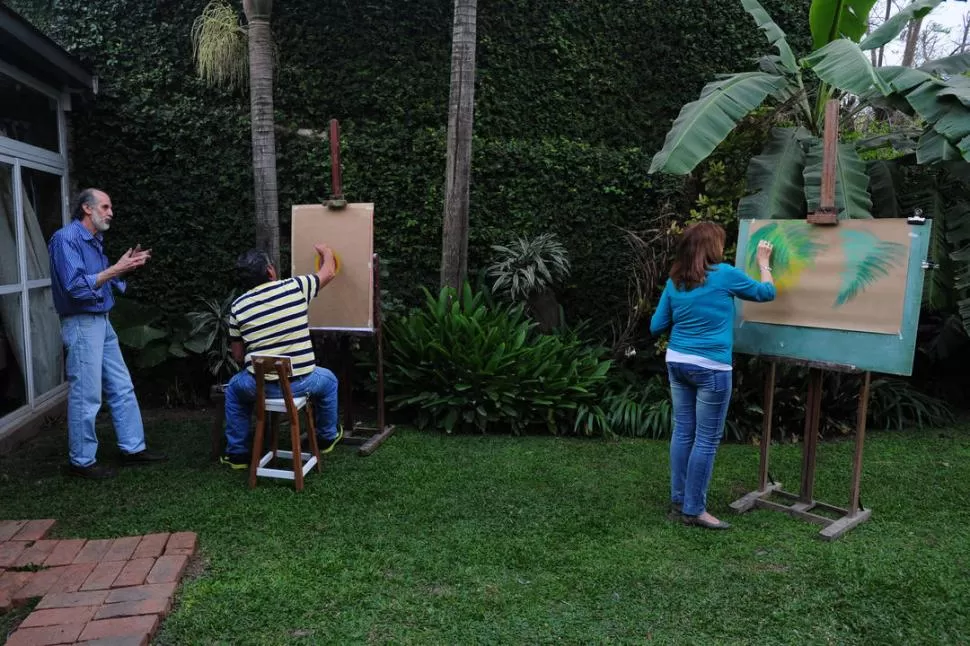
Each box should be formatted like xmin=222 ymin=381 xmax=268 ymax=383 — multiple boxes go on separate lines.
xmin=1 ymin=411 xmax=969 ymax=645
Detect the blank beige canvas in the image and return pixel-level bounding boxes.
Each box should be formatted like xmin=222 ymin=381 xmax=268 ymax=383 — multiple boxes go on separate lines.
xmin=738 ymin=219 xmax=912 ymax=335
xmin=291 ymin=203 xmax=374 ymax=330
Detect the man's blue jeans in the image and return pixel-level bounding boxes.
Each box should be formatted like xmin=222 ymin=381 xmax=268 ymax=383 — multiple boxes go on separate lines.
xmin=667 ymin=361 xmax=733 ymax=517
xmin=223 ymin=366 xmax=339 ymax=457
xmin=61 ymin=313 xmax=146 ymax=467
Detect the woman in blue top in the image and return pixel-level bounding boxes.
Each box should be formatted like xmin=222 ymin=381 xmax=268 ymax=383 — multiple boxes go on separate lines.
xmin=650 ymin=221 xmax=775 ymax=530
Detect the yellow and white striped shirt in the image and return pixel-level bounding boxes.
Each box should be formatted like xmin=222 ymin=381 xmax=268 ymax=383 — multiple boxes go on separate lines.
xmin=228 ymin=275 xmax=320 ymax=380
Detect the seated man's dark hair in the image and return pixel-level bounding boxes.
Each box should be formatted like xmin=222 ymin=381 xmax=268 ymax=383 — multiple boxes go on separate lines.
xmin=236 ymin=249 xmax=273 ymax=290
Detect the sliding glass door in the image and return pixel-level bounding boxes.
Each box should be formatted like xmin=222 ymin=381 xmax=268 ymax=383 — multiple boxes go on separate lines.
xmin=0 ymin=155 xmax=66 ymax=425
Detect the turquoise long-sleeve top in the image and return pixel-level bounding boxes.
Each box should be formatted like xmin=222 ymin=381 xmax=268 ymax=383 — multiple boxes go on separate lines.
xmin=649 ymin=263 xmax=776 ymax=366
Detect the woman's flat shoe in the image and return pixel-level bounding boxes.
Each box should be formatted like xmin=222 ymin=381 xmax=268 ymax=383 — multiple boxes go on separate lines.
xmin=682 ymin=515 xmax=732 ymax=530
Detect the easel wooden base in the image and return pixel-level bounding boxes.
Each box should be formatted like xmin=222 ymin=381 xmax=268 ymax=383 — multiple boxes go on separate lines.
xmin=729 ymin=358 xmax=873 ymax=541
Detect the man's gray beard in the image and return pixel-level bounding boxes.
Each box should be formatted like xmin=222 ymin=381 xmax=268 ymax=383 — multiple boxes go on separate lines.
xmin=92 ymin=214 xmax=110 ymax=232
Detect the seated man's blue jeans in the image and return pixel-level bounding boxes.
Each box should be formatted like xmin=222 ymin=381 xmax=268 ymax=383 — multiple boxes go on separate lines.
xmin=61 ymin=313 xmax=147 ymax=467
xmin=667 ymin=361 xmax=733 ymax=517
xmin=223 ymin=366 xmax=339 ymax=457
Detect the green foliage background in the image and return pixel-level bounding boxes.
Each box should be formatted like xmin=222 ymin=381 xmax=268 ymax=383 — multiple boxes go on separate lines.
xmin=8 ymin=0 xmax=812 ymax=322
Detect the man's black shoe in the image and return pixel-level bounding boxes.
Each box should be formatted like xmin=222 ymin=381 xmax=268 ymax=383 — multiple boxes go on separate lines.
xmin=68 ymin=462 xmax=116 ymax=480
xmin=119 ymin=449 xmax=169 ymax=466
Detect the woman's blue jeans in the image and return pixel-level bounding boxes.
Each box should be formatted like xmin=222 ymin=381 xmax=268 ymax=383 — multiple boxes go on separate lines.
xmin=667 ymin=361 xmax=732 ymax=517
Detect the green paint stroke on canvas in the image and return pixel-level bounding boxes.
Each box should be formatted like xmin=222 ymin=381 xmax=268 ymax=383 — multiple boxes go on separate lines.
xmin=745 ymin=221 xmax=827 ymax=292
xmin=835 ymin=229 xmax=906 ymax=307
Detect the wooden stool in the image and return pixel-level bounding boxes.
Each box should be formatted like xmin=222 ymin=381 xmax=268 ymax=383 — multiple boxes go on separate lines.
xmin=248 ymin=355 xmax=322 ymax=491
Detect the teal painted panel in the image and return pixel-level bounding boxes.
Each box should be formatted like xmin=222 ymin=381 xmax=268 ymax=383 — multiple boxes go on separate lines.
xmin=733 ymin=218 xmax=931 ymax=375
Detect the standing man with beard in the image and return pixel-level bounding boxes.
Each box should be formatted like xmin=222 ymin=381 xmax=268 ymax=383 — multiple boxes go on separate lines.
xmin=48 ymin=188 xmax=167 ymax=480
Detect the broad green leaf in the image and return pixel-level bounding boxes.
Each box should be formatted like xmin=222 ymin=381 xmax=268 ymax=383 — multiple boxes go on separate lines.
xmin=802 ymin=39 xmax=890 ymax=97
xmin=742 ymin=0 xmax=797 ymax=72
xmin=136 ymin=339 xmax=172 ymax=368
xmin=854 ymin=130 xmax=920 ymax=155
xmin=920 ymin=52 xmax=970 ymax=76
xmin=804 ymin=140 xmax=873 ymax=219
xmin=860 ymin=0 xmax=944 ymax=51
xmin=959 ymin=135 xmax=970 ymax=161
xmin=878 ymin=66 xmax=936 ymax=93
xmin=737 ymin=127 xmax=811 ymax=220
xmin=866 ymin=160 xmax=902 ymax=218
xmin=116 ymin=324 xmax=168 ymax=350
xmin=810 ymin=0 xmax=879 ymax=49
xmin=648 ymin=72 xmax=789 ymax=175
xmin=938 ymin=86 xmax=970 ymax=108
xmin=916 ymin=128 xmax=962 ymax=164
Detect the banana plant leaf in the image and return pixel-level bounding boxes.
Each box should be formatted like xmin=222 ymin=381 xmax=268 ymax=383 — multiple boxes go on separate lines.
xmin=737 ymin=127 xmax=811 ymax=220
xmin=866 ymin=160 xmax=902 ymax=218
xmin=116 ymin=324 xmax=168 ymax=350
xmin=801 ymin=38 xmax=890 ymax=97
xmin=809 ymin=0 xmax=878 ymax=49
xmin=859 ymin=0 xmax=945 ymax=51
xmin=804 ymin=140 xmax=873 ymax=218
xmin=919 ymin=52 xmax=970 ymax=76
xmin=648 ymin=72 xmax=789 ymax=175
xmin=917 ymin=128 xmax=963 ymax=164
xmin=742 ymin=0 xmax=797 ymax=72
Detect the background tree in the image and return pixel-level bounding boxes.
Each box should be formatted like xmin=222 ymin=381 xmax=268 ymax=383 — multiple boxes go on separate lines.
xmin=192 ymin=0 xmax=280 ymax=268
xmin=440 ymin=0 xmax=478 ymax=290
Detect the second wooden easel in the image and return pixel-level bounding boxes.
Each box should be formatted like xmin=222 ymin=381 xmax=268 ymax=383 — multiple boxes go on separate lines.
xmin=729 ymin=100 xmax=874 ymax=540
xmin=312 ymin=119 xmax=396 ymax=457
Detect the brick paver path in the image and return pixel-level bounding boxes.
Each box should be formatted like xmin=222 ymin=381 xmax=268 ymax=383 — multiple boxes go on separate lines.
xmin=0 ymin=519 xmax=197 ymax=645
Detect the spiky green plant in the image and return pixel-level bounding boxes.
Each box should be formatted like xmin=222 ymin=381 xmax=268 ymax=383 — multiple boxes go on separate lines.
xmin=191 ymin=0 xmax=248 ymax=91
xmin=486 ymin=233 xmax=571 ymax=304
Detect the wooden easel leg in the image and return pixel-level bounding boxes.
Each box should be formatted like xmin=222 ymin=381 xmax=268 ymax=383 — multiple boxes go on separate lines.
xmin=818 ymin=371 xmax=873 ymax=540
xmin=759 ymin=361 xmax=776 ymax=491
xmin=340 ymin=336 xmax=354 ymax=433
xmin=797 ymin=368 xmax=824 ymax=509
xmin=731 ymin=361 xmax=781 ymax=512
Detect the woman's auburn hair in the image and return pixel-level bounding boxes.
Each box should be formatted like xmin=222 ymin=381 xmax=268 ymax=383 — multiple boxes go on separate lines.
xmin=669 ymin=221 xmax=726 ymax=290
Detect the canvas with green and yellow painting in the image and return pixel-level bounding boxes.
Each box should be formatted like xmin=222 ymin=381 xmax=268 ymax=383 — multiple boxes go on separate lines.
xmin=738 ymin=219 xmax=912 ymax=335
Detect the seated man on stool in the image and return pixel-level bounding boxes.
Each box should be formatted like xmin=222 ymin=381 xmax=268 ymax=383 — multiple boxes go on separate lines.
xmin=220 ymin=243 xmax=341 ymax=469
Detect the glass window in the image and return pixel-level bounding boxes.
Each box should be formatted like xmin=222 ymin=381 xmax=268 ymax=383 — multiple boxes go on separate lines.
xmin=21 ymin=167 xmax=62 ymax=281
xmin=0 ymin=161 xmax=20 ymax=285
xmin=0 ymin=72 xmax=59 ymax=152
xmin=29 ymin=287 xmax=63 ymax=397
xmin=0 ymin=292 xmax=27 ymax=417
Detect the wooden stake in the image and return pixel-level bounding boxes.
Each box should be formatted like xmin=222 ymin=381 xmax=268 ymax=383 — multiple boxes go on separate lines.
xmin=326 ymin=118 xmax=346 ymax=208
xmin=807 ymin=99 xmax=839 ymax=225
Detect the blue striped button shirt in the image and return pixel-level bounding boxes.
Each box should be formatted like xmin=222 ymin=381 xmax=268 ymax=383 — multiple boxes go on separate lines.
xmin=48 ymin=220 xmax=126 ymax=316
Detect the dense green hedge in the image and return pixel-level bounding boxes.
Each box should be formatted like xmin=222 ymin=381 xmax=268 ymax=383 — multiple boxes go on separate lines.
xmin=10 ymin=0 xmax=812 ymax=324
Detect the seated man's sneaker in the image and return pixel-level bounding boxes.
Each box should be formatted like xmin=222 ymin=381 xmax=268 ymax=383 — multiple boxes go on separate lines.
xmin=220 ymin=453 xmax=249 ymax=470
xmin=68 ymin=462 xmax=116 ymax=480
xmin=120 ymin=449 xmax=168 ymax=466
xmin=319 ymin=425 xmax=344 ymax=454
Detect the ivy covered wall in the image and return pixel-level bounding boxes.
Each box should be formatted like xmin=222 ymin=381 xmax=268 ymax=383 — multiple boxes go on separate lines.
xmin=9 ymin=0 xmax=812 ymax=323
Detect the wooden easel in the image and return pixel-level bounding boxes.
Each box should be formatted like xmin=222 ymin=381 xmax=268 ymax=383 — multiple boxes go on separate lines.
xmin=730 ymin=101 xmax=873 ymax=540
xmin=311 ymin=119 xmax=395 ymax=457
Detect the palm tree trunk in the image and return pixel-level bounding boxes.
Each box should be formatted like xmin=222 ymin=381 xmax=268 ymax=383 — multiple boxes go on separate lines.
xmin=440 ymin=0 xmax=477 ymax=290
xmin=244 ymin=0 xmax=279 ymax=269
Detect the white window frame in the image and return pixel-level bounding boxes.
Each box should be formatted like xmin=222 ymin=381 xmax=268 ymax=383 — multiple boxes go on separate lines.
xmin=0 ymin=60 xmax=71 ymax=435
